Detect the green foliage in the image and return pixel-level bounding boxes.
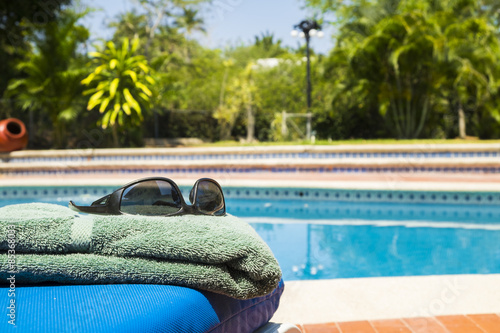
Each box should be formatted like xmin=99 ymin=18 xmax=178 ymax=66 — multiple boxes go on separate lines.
xmin=254 ymin=56 xmax=315 ymax=141
xmin=109 ymin=5 xmax=221 ymax=114
xmin=10 ymin=0 xmax=500 ymax=148
xmin=174 ymin=8 xmax=205 ymax=34
xmin=111 ymin=6 xmax=306 ymax=143
xmin=144 ymin=110 xmax=219 ymax=140
xmin=214 ymin=62 xmax=261 ymax=141
xmin=216 ymin=35 xmax=313 ymax=142
xmin=308 ymin=0 xmax=500 ymax=139
xmin=0 ymin=0 xmax=72 ymax=96
xmin=81 ymin=37 xmax=155 ymax=146
xmin=5 ymin=7 xmax=90 ymax=147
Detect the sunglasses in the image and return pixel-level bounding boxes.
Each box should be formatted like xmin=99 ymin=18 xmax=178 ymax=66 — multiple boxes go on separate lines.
xmin=69 ymin=177 xmax=226 ymax=216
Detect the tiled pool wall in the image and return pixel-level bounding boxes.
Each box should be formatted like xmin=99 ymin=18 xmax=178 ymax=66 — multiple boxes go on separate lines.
xmin=1 ymin=185 xmax=499 ymax=206
xmin=3 ymin=150 xmax=500 ymax=163
xmin=3 ymin=165 xmax=500 ymax=177
xmin=2 ymin=145 xmax=500 ymax=175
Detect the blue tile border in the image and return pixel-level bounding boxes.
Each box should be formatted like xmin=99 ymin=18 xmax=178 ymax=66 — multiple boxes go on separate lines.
xmin=0 ymin=185 xmax=499 ymax=206
xmin=0 ymin=186 xmax=115 ymax=201
xmin=222 ymin=187 xmax=500 ymax=205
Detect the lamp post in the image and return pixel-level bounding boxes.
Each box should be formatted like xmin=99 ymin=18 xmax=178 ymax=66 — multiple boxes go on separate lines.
xmin=291 ymin=20 xmax=323 ymax=141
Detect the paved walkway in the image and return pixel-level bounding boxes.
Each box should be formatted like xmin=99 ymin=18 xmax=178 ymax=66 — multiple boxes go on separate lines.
xmin=272 ymin=275 xmax=500 ymax=326
xmin=300 ymin=314 xmax=500 ymax=332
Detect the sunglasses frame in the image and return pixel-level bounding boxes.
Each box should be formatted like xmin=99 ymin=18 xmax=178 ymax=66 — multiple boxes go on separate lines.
xmin=69 ymin=177 xmax=226 ymax=216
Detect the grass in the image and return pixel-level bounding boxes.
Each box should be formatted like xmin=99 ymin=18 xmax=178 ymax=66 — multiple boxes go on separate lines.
xmin=193 ymin=138 xmax=500 ymax=147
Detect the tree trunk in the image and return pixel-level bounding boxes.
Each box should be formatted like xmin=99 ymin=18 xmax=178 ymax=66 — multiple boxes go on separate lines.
xmin=246 ymin=104 xmax=254 ymax=142
xmin=52 ymin=117 xmax=62 ymax=149
xmin=112 ymin=123 xmax=120 ymax=148
xmin=220 ymin=123 xmax=231 ymax=141
xmin=458 ymin=102 xmax=466 ymax=139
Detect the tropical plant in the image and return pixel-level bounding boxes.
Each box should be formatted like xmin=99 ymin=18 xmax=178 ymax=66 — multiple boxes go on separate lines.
xmin=110 ymin=6 xmax=221 ymax=110
xmin=253 ymin=54 xmax=314 ymax=141
xmin=0 ymin=0 xmax=71 ymax=96
xmin=307 ymin=0 xmax=500 ymax=139
xmin=108 ymin=11 xmax=150 ymax=42
xmin=436 ymin=4 xmax=500 ymax=138
xmin=5 ymin=8 xmax=90 ymax=147
xmin=214 ymin=62 xmax=260 ymax=141
xmin=134 ymin=0 xmax=209 ymax=57
xmin=216 ymin=33 xmax=310 ymax=142
xmin=81 ymin=37 xmax=155 ymax=147
xmin=174 ymin=8 xmax=205 ymax=35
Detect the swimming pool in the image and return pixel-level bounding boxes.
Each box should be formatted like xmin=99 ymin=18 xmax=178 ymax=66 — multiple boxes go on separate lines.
xmin=1 ymin=186 xmax=499 ymax=281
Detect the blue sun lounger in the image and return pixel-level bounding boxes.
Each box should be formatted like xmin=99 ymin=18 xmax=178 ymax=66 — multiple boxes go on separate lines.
xmin=0 ymin=280 xmax=300 ymax=333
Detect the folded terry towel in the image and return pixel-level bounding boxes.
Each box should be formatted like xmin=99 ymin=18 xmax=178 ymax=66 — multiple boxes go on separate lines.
xmin=0 ymin=203 xmax=282 ymax=299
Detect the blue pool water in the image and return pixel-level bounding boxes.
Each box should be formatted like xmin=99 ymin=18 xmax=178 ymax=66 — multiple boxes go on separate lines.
xmin=1 ymin=190 xmax=499 ymax=281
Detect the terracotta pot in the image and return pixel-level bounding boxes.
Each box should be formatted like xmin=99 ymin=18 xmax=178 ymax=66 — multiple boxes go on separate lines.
xmin=0 ymin=118 xmax=29 ymax=152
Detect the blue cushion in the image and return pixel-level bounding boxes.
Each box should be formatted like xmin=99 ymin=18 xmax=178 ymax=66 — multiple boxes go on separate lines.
xmin=0 ymin=280 xmax=284 ymax=333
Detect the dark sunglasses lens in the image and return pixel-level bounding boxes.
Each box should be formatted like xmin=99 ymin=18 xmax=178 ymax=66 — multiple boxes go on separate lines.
xmin=120 ymin=180 xmax=182 ymax=216
xmin=194 ymin=180 xmax=225 ymax=215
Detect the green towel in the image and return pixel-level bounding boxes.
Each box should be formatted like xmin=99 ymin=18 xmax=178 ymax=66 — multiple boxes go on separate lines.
xmin=0 ymin=203 xmax=282 ymax=299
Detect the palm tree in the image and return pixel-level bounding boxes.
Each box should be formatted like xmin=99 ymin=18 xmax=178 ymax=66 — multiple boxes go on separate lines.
xmin=174 ymin=8 xmax=205 ymax=35
xmin=318 ymin=0 xmax=500 ymax=139
xmin=81 ymin=37 xmax=155 ymax=147
xmin=438 ymin=8 xmax=500 ymax=138
xmin=109 ymin=11 xmax=150 ymax=41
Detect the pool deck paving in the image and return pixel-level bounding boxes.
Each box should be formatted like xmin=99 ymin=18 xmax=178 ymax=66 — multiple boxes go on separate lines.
xmin=299 ymin=314 xmax=500 ymax=333
xmin=1 ymin=144 xmax=500 ymax=331
xmin=2 ymin=171 xmax=500 ymax=193
xmin=271 ymin=275 xmax=500 ymax=331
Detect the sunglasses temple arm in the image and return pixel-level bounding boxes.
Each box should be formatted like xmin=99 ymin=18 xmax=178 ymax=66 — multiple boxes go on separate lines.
xmin=69 ymin=201 xmax=116 ymax=215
